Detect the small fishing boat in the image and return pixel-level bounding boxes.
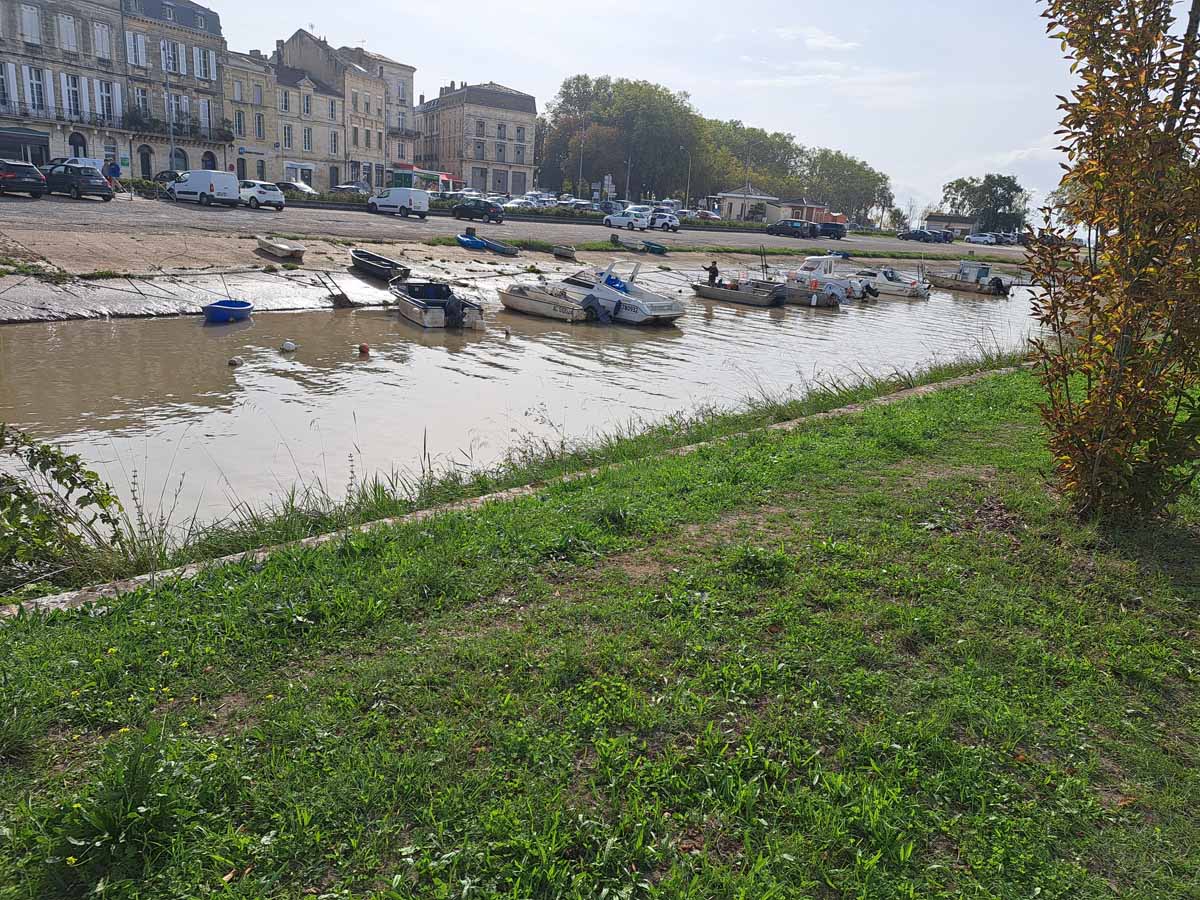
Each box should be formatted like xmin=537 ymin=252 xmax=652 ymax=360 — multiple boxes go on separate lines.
xmin=480 ymin=236 xmax=519 ymax=257
xmin=350 ymin=248 xmax=411 ymax=282
xmin=456 ymin=233 xmax=487 ymax=251
xmin=499 ymin=284 xmax=591 ymax=322
xmin=203 ymin=299 xmax=254 ymax=324
xmin=389 ymin=280 xmax=483 ymax=329
xmin=560 ymin=260 xmax=687 ymax=325
xmin=691 ymin=280 xmax=784 ymax=307
xmin=257 ymin=235 xmax=305 ymax=260
xmin=851 ymin=266 xmax=929 ymax=299
xmin=552 ymin=245 xmax=577 ymax=261
xmin=788 ymin=256 xmax=872 ymax=302
xmin=926 ymin=260 xmax=1011 ymax=296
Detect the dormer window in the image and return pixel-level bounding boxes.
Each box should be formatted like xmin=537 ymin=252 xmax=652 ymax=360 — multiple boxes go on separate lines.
xmin=195 ymin=13 xmax=206 ymax=28
xmin=162 ymin=5 xmax=174 ymax=21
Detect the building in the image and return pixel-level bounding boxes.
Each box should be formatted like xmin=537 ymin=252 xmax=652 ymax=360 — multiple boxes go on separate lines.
xmin=121 ymin=0 xmax=230 ymax=179
xmin=337 ymin=46 xmax=418 ymax=187
xmin=717 ymin=185 xmax=777 ymax=222
xmin=765 ymin=197 xmax=828 ymax=225
xmin=273 ymin=59 xmax=341 ymax=188
xmin=224 ymin=49 xmax=276 ymax=181
xmin=924 ymin=212 xmax=976 ymax=236
xmin=414 ymin=81 xmax=536 ymax=195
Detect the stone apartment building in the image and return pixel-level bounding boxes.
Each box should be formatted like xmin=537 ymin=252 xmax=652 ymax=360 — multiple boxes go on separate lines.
xmin=414 ymin=81 xmax=536 ymax=195
xmin=274 ymin=59 xmax=341 ymax=189
xmin=121 ymin=0 xmax=229 ymax=178
xmin=223 ymin=48 xmax=276 ymax=181
xmin=337 ymin=46 xmax=417 ymax=186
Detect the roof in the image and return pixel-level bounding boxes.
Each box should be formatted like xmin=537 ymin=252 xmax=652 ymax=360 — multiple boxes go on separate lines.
xmin=226 ymin=50 xmax=272 ymax=72
xmin=775 ymin=197 xmax=828 ymax=207
xmin=137 ymin=0 xmax=222 ymax=37
xmin=337 ymin=46 xmax=416 ymax=73
xmin=418 ymin=82 xmax=537 ymax=115
xmin=717 ymin=184 xmax=777 ymax=200
xmin=273 ymin=64 xmax=340 ymax=97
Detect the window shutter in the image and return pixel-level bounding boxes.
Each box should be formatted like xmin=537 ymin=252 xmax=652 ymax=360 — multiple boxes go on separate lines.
xmin=136 ymin=33 xmax=146 ymax=66
xmin=192 ymin=46 xmax=200 ymax=77
xmin=21 ymin=65 xmax=31 ymax=108
xmin=198 ymin=98 xmax=209 ymax=128
xmin=80 ymin=76 xmax=90 ymax=116
xmin=159 ymin=39 xmax=167 ymax=71
xmin=177 ymin=43 xmax=186 ymax=75
xmin=181 ymin=94 xmax=189 ymax=118
xmin=59 ymin=72 xmax=68 ymax=113
xmin=125 ymin=30 xmax=135 ymax=64
xmin=208 ymin=50 xmax=216 ymax=81
xmin=43 ymin=68 xmax=54 ymax=110
xmin=113 ymin=81 xmax=122 ymax=120
xmin=6 ymin=64 xmax=18 ymax=106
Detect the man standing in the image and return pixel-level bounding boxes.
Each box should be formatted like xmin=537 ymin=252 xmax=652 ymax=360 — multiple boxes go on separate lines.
xmin=705 ymin=261 xmax=720 ymax=286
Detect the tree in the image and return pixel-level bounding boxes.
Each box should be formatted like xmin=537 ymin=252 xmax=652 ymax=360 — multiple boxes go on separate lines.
xmin=1030 ymin=0 xmax=1200 ymax=519
xmin=941 ymin=173 xmax=1031 ymax=231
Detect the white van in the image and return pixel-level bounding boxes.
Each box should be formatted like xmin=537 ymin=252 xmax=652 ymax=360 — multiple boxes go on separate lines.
xmin=167 ymin=170 xmax=240 ymax=207
xmin=367 ymin=187 xmax=429 ymax=219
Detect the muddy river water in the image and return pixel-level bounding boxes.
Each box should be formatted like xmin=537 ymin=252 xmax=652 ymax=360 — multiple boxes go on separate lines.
xmin=1 ymin=273 xmax=1033 ymax=524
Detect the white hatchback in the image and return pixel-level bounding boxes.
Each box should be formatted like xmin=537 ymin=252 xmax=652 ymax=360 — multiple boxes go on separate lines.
xmin=604 ymin=210 xmax=651 ymax=231
xmin=650 ymin=212 xmax=681 ymax=232
xmin=965 ymin=233 xmax=996 ymax=245
xmin=239 ymin=180 xmax=285 ymax=210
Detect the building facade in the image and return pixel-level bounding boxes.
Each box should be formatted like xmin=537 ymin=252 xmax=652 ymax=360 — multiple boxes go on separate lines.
xmin=273 ymin=59 xmax=340 ymax=189
xmin=415 ymin=81 xmax=536 ymax=195
xmin=223 ymin=48 xmax=275 ymax=181
xmin=337 ymin=46 xmax=416 ymax=187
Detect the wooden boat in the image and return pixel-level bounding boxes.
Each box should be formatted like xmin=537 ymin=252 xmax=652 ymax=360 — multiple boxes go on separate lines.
xmin=257 ymin=235 xmax=305 ymax=260
xmin=456 ymin=233 xmax=487 ymax=251
xmin=389 ymin=280 xmax=483 ymax=329
xmin=350 ymin=248 xmax=410 ymax=282
xmin=499 ymin=284 xmax=591 ymax=322
xmin=927 ymin=260 xmax=1011 ymax=296
xmin=641 ymin=239 xmax=668 ymax=256
xmin=778 ymin=283 xmax=840 ymax=307
xmin=480 ymin=236 xmax=519 ymax=257
xmin=203 ymin=299 xmax=253 ymax=323
xmin=552 ymin=245 xmax=577 ymax=261
xmin=691 ymin=281 xmax=783 ymax=307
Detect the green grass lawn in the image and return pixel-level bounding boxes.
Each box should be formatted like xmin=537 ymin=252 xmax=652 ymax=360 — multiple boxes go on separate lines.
xmin=0 ymin=370 xmax=1196 ymax=898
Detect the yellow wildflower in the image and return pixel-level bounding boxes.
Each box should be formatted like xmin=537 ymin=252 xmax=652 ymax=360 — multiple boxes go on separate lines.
xmin=65 ymin=856 xmax=77 ymax=865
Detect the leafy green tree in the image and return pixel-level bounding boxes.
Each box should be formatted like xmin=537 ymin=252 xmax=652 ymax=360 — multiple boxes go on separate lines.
xmin=941 ymin=174 xmax=1031 ymax=231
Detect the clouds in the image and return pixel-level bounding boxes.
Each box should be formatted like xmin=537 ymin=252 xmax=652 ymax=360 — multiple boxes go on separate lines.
xmin=769 ymin=26 xmax=861 ymax=52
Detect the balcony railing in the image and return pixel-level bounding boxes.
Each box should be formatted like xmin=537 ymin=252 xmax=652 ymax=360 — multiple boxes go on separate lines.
xmin=0 ymin=99 xmax=233 ymax=142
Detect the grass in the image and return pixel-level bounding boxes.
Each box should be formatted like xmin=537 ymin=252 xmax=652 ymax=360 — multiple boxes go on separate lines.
xmin=0 ymin=369 xmax=1197 ymax=898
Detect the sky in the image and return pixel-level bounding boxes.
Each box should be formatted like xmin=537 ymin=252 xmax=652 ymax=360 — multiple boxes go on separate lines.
xmin=218 ymin=0 xmax=1074 ymax=210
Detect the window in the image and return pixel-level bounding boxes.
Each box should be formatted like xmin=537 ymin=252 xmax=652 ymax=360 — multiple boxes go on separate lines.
xmin=125 ymin=31 xmax=148 ymax=66
xmin=64 ymin=74 xmax=81 ymax=117
xmin=283 ymin=124 xmax=293 ymax=149
xmin=58 ymin=14 xmax=77 ymax=51
xmin=255 ymin=159 xmax=265 ymax=179
xmin=20 ymin=5 xmax=40 ymax=44
xmin=397 ymin=80 xmax=406 ymax=104
xmin=254 ymin=112 xmax=264 ymax=139
xmin=163 ymin=4 xmax=175 ymax=21
xmin=234 ymin=109 xmax=245 ymax=136
xmin=94 ymin=23 xmax=112 ymax=59
xmin=351 ymin=90 xmax=358 ymax=111
xmin=0 ymin=68 xmax=8 ymax=106
xmin=330 ymin=165 xmax=339 ymax=186
xmin=516 ymin=125 xmax=525 ymax=142
xmin=132 ymin=86 xmax=148 ymax=114
xmin=97 ymin=80 xmax=114 ymax=120
xmin=124 ymin=0 xmax=143 ymax=12
xmin=253 ymin=83 xmax=263 ymax=105
xmin=328 ymin=98 xmax=336 ymax=120
xmin=303 ymin=127 xmax=312 ymax=151
xmin=169 ymin=92 xmax=185 ymax=124
xmin=515 ymin=144 xmax=524 ymax=164
xmin=397 ymin=141 xmax=405 ymax=160
xmin=475 ymin=140 xmax=485 ymax=159
xmin=397 ymin=111 xmax=406 ymax=130
xmin=233 ymin=80 xmax=242 ymax=102
xmin=497 ymin=123 xmax=506 ymax=140
xmin=195 ymin=48 xmax=212 ymax=80
xmin=476 ymin=120 xmax=484 ymax=137
xmin=195 ymin=13 xmax=206 ymax=29
xmin=303 ymin=94 xmax=310 ymax=116
xmin=377 ymin=130 xmax=382 ymax=151
xmin=496 ymin=142 xmax=505 ymax=162
xmin=28 ymin=68 xmax=45 ymax=111
xmin=352 ymin=126 xmax=358 ymax=147
xmin=364 ymin=94 xmax=370 ymax=113
xmin=281 ymin=90 xmax=290 ymax=112
xmin=365 ymin=129 xmax=371 ymax=149
xmin=163 ymin=40 xmax=183 ymax=74
xmin=330 ymin=130 xmax=338 ymax=154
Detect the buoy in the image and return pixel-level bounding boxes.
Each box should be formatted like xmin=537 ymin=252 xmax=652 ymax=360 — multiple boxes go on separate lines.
xmin=357 ymin=343 xmax=369 ymax=357
xmin=280 ymin=340 xmax=297 ymax=352
xmin=228 ymin=356 xmax=244 ymax=368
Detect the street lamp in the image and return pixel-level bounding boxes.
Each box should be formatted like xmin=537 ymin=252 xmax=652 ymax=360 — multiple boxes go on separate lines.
xmin=679 ymin=145 xmax=692 ymax=211
xmin=577 ymin=127 xmax=585 ymax=199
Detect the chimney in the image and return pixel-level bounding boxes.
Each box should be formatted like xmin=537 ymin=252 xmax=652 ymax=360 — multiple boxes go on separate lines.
xmin=449 ymin=80 xmax=456 ymax=91
xmin=419 ymin=93 xmax=424 ymax=105
xmin=248 ymin=49 xmax=261 ymax=59
xmin=275 ymin=39 xmax=285 ymax=60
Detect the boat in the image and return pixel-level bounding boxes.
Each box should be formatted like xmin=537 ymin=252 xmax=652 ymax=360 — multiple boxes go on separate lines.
xmin=480 ymin=236 xmax=519 ymax=256
xmin=456 ymin=233 xmax=487 ymax=251
xmin=350 ymin=248 xmax=410 ymax=282
xmin=691 ymin=280 xmax=784 ymax=307
xmin=256 ymin=235 xmax=305 ymax=260
xmin=560 ymin=260 xmax=687 ymax=325
xmin=850 ymin=266 xmax=929 ymax=299
xmin=641 ymin=239 xmax=668 ymax=256
xmin=499 ymin=284 xmax=591 ymax=322
xmin=389 ymin=280 xmax=483 ymax=329
xmin=789 ymin=256 xmax=872 ymax=302
xmin=203 ymin=299 xmax=254 ymax=324
xmin=926 ymin=260 xmax=1011 ymax=296
xmin=552 ymin=245 xmax=577 ymax=261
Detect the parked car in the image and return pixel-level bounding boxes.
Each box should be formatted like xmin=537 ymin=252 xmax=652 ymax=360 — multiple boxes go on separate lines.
xmin=695 ymin=210 xmax=721 ymax=221
xmin=818 ymin=222 xmax=848 ymax=240
xmin=43 ymin=163 xmax=114 ymax=201
xmin=167 ymin=170 xmax=240 ymax=206
xmin=597 ymin=200 xmax=627 ymax=215
xmin=567 ymin=199 xmax=594 ymax=211
xmin=239 ymin=179 xmax=285 ymax=210
xmin=766 ymin=219 xmax=816 ymax=239
xmin=650 ymin=211 xmax=681 ymax=232
xmin=276 ymin=180 xmax=318 ymax=196
xmin=995 ymin=232 xmax=1018 ymax=245
xmin=938 ymin=229 xmax=955 ymax=243
xmin=604 ymin=209 xmax=651 ymax=231
xmin=503 ymin=198 xmax=536 ymax=210
xmin=153 ymin=170 xmax=184 ymax=185
xmin=41 ymin=156 xmax=106 ymax=176
xmin=965 ymin=232 xmax=997 ymax=245
xmin=330 ymin=182 xmax=370 ymax=196
xmin=898 ymin=229 xmax=935 ymax=242
xmin=452 ymin=197 xmax=505 ymax=223
xmin=368 ymin=187 xmax=429 ymax=218
xmin=0 ymin=159 xmax=46 ymax=198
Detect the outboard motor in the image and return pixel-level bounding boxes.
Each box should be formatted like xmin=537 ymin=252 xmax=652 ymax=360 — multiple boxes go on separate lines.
xmin=444 ymin=295 xmax=465 ymax=328
xmin=989 ymin=276 xmax=1009 ymax=297
xmin=580 ymin=295 xmax=612 ymax=323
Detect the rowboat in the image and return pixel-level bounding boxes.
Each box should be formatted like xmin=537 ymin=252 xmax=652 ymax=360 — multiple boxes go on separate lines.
xmin=456 ymin=233 xmax=487 ymax=251
xmin=641 ymin=240 xmax=668 ymax=255
xmin=607 ymin=234 xmax=668 ymax=255
xmin=552 ymin=245 xmax=577 ymax=261
xmin=257 ymin=235 xmax=305 ymax=260
xmin=203 ymin=299 xmax=254 ymax=324
xmin=480 ymin=236 xmax=519 ymax=257
xmin=389 ymin=280 xmax=483 ymax=329
xmin=560 ymin=260 xmax=687 ymax=325
xmin=926 ymin=260 xmax=1011 ymax=296
xmin=691 ymin=281 xmax=783 ymax=307
xmin=350 ymin=248 xmax=410 ymax=282
xmin=499 ymin=284 xmax=591 ymax=322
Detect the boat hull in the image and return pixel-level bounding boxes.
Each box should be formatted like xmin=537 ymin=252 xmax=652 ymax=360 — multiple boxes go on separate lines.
xmin=777 ymin=284 xmax=839 ymax=307
xmin=456 ymin=234 xmax=487 ymax=250
xmin=480 ymin=237 xmax=519 ymax=256
xmin=390 ymin=282 xmax=483 ymax=329
xmin=257 ymin=236 xmax=305 ymax=260
xmin=927 ymin=273 xmax=1007 ymax=295
xmin=691 ymin=282 xmax=780 ymax=307
xmin=499 ymin=287 xmax=590 ymax=322
xmin=203 ymin=300 xmax=253 ymax=323
xmin=350 ymin=250 xmax=410 ymax=281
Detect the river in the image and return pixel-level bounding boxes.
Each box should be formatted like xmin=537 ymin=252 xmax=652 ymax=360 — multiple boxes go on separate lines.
xmin=0 ymin=274 xmax=1032 ymax=525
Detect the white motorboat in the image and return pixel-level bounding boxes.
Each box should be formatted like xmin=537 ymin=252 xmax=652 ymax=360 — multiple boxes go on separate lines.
xmin=790 ymin=256 xmax=871 ymax=302
xmin=499 ymin=283 xmax=591 ymax=322
xmin=560 ymin=260 xmax=687 ymax=325
xmin=850 ymin=266 xmax=930 ymax=299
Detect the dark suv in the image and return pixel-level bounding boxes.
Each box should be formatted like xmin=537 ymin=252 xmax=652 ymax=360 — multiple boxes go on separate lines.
xmin=44 ymin=164 xmax=113 ymax=201
xmin=818 ymin=222 xmax=847 ymax=239
xmin=766 ymin=219 xmax=818 ymax=238
xmin=452 ymin=197 xmax=504 ymax=224
xmin=0 ymin=159 xmax=46 ymax=198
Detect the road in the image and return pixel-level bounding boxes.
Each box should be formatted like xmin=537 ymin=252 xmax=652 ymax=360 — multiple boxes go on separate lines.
xmin=0 ymin=194 xmax=1029 ymax=264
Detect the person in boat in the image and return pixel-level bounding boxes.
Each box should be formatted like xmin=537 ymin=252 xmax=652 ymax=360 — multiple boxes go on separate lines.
xmin=705 ymin=261 xmax=720 ymax=286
